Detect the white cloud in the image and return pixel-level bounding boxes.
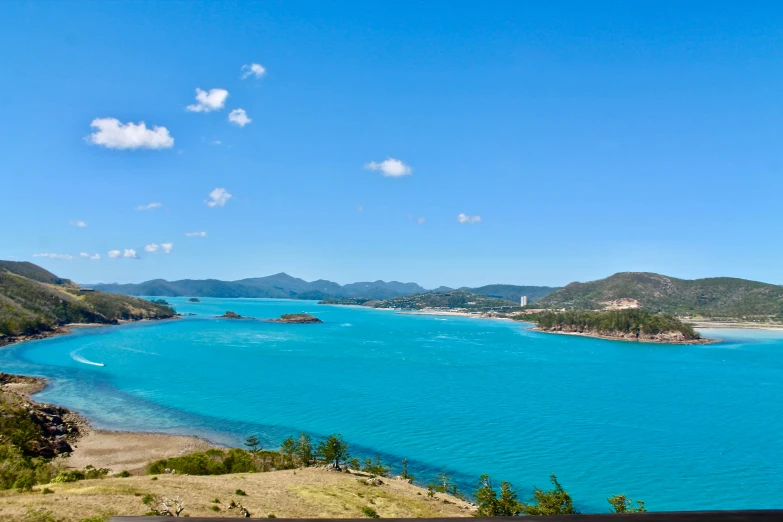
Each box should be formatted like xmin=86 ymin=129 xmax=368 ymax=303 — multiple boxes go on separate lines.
xmin=417 ymin=217 xmax=426 ymax=224
xmin=457 ymin=213 xmax=482 ymax=224
xmin=108 ymin=250 xmax=121 ymax=258
xmin=80 ymin=252 xmax=100 ymax=260
xmin=90 ymin=254 xmax=101 ymax=260
xmin=364 ymin=158 xmax=412 ymax=177
xmin=144 ymin=242 xmax=173 ymax=254
xmin=123 ymin=249 xmax=138 ymax=259
xmin=70 ymin=220 xmax=87 ymax=228
xmin=33 ymin=253 xmax=73 ymax=260
xmin=206 ymin=188 xmax=232 ymax=207
xmin=186 ymin=88 xmax=229 ymax=112
xmin=87 ymin=118 xmax=174 ymax=150
xmin=241 ymin=63 xmax=266 ymax=79
xmin=80 ymin=252 xmax=89 ymax=258
xmin=185 ymin=231 xmax=207 ymax=237
xmin=137 ymin=202 xmax=162 ymax=211
xmin=228 ymin=108 xmax=251 ymax=127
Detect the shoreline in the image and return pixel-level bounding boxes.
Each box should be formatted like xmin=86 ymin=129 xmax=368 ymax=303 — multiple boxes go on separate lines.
xmin=528 ymin=327 xmax=720 ymax=345
xmin=396 ymin=309 xmax=514 ymax=321
xmin=687 ymin=321 xmax=783 ymax=331
xmin=0 ymin=371 xmax=215 ymax=474
xmin=0 ymin=316 xmax=180 ymax=349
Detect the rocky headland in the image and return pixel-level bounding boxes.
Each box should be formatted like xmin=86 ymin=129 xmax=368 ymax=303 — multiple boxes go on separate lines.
xmin=269 ymin=313 xmax=323 ymax=324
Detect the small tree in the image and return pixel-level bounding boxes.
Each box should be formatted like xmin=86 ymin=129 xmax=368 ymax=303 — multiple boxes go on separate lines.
xmin=244 ymin=435 xmax=261 ymax=454
xmin=280 ymin=437 xmax=297 ymax=465
xmin=296 ymin=433 xmax=313 ymax=466
xmin=520 ymin=474 xmax=578 ymax=516
xmin=474 ymin=474 xmax=521 ymax=517
xmin=608 ymin=494 xmax=646 ymax=513
xmin=401 ymin=458 xmax=414 ymax=481
xmin=361 ymin=455 xmax=390 ymax=477
xmin=316 ymin=433 xmax=350 ymax=468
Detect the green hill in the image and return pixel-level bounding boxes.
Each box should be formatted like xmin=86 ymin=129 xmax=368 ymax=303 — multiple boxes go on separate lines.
xmin=532 ymin=272 xmax=783 ymax=320
xmin=0 ymin=261 xmax=176 ymax=344
xmin=462 ymin=284 xmax=558 ymax=303
xmin=367 ymin=290 xmax=518 ymax=311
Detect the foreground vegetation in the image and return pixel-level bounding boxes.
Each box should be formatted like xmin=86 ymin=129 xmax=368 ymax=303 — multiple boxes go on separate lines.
xmin=0 ymin=261 xmax=175 ymax=342
xmin=525 ymin=309 xmax=701 ymax=340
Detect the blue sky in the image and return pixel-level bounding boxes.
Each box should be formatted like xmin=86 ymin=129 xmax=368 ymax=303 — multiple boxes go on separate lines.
xmin=1 ymin=1 xmax=782 ymax=288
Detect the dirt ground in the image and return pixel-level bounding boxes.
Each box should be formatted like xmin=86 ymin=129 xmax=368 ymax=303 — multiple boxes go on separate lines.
xmin=0 ymin=468 xmax=474 ymax=521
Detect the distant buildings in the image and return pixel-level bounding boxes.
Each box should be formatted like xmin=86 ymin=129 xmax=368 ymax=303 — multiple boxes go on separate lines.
xmin=520 ymin=295 xmax=528 ymax=306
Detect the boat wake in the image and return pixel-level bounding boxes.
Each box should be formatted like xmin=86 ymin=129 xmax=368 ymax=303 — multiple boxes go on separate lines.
xmin=70 ymin=351 xmax=105 ymax=367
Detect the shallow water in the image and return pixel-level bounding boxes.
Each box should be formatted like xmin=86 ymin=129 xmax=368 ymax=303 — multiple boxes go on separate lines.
xmin=1 ymin=297 xmax=781 ymax=512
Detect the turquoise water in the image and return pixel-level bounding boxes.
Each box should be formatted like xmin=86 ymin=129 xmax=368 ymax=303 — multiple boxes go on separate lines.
xmin=1 ymin=297 xmax=781 ymax=512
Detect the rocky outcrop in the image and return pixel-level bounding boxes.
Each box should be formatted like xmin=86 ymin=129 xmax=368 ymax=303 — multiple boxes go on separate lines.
xmin=215 ymin=311 xmax=249 ymax=319
xmin=187 ymin=298 xmax=200 ymax=303
xmin=0 ymin=373 xmax=84 ymax=458
xmin=269 ymin=313 xmax=323 ymax=324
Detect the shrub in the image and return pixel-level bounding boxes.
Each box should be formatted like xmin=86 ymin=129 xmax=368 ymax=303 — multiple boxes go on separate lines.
xmin=235 ymin=489 xmax=247 ymax=496
xmin=210 ymin=506 xmax=220 ymax=512
xmin=117 ymin=470 xmax=131 ymax=478
xmin=41 ymin=487 xmax=54 ymax=494
xmin=362 ymin=506 xmax=380 ymax=518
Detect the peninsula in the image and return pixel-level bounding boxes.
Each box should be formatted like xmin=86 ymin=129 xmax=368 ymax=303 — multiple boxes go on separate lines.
xmin=0 ymin=261 xmax=176 ymax=347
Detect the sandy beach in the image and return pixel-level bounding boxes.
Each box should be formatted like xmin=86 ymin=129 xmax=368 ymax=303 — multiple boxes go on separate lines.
xmin=67 ymin=429 xmax=213 ymax=474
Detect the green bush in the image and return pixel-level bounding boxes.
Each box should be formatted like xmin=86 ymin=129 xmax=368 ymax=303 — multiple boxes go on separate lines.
xmin=362 ymin=506 xmax=380 ymax=518
xmin=235 ymin=489 xmax=247 ymax=496
xmin=41 ymin=487 xmax=54 ymax=494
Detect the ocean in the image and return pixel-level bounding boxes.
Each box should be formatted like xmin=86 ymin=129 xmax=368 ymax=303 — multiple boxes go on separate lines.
xmin=1 ymin=297 xmax=781 ymax=512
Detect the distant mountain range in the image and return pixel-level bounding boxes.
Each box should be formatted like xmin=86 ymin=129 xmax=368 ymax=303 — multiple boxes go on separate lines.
xmin=88 ymin=274 xmax=560 ymax=302
xmin=532 ymin=272 xmax=783 ymax=319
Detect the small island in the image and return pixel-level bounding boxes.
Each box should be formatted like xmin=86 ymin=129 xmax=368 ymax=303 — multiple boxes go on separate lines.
xmin=268 ymin=313 xmax=323 ymax=324
xmin=215 ymin=311 xmax=251 ymax=319
xmin=187 ymin=298 xmax=200 ymax=303
xmin=521 ymin=309 xmax=714 ymax=344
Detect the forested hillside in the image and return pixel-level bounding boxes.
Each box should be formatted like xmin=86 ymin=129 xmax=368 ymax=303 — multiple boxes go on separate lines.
xmin=0 ymin=261 xmax=175 ymax=343
xmin=532 ymin=272 xmax=783 ymax=320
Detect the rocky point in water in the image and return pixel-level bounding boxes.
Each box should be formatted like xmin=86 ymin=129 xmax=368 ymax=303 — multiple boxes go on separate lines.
xmin=188 ymin=298 xmax=200 ymax=303
xmin=270 ymin=313 xmax=323 ymax=324
xmin=215 ymin=311 xmax=251 ymax=319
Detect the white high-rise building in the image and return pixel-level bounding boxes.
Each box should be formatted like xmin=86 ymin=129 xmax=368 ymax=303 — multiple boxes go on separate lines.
xmin=520 ymin=296 xmax=528 ymax=306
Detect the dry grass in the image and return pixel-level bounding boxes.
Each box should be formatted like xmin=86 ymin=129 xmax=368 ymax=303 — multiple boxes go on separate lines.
xmin=0 ymin=468 xmax=474 ymax=521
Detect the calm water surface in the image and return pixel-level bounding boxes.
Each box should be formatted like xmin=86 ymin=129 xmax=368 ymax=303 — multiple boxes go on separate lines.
xmin=1 ymin=297 xmax=781 ymax=512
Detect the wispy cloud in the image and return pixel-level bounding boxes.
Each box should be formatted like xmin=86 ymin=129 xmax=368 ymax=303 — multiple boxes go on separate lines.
xmin=108 ymin=250 xmax=121 ymax=258
xmin=228 ymin=108 xmax=251 ymax=127
xmin=33 ymin=253 xmax=73 ymax=260
xmin=69 ymin=220 xmax=87 ymax=228
xmin=137 ymin=202 xmax=162 ymax=211
xmin=357 ymin=205 xmax=364 ymax=212
xmin=87 ymin=118 xmax=174 ymax=150
xmin=185 ymin=231 xmax=207 ymax=237
xmin=186 ymin=88 xmax=229 ymax=112
xmin=364 ymin=158 xmax=412 ymax=177
xmin=241 ymin=63 xmax=266 ymax=79
xmin=206 ymin=188 xmax=232 ymax=208
xmin=144 ymin=243 xmax=159 ymax=253
xmin=457 ymin=213 xmax=481 ymax=224
xmin=161 ymin=242 xmax=173 ymax=254
xmin=417 ymin=217 xmax=426 ymax=224
xmin=80 ymin=252 xmax=101 ymax=260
